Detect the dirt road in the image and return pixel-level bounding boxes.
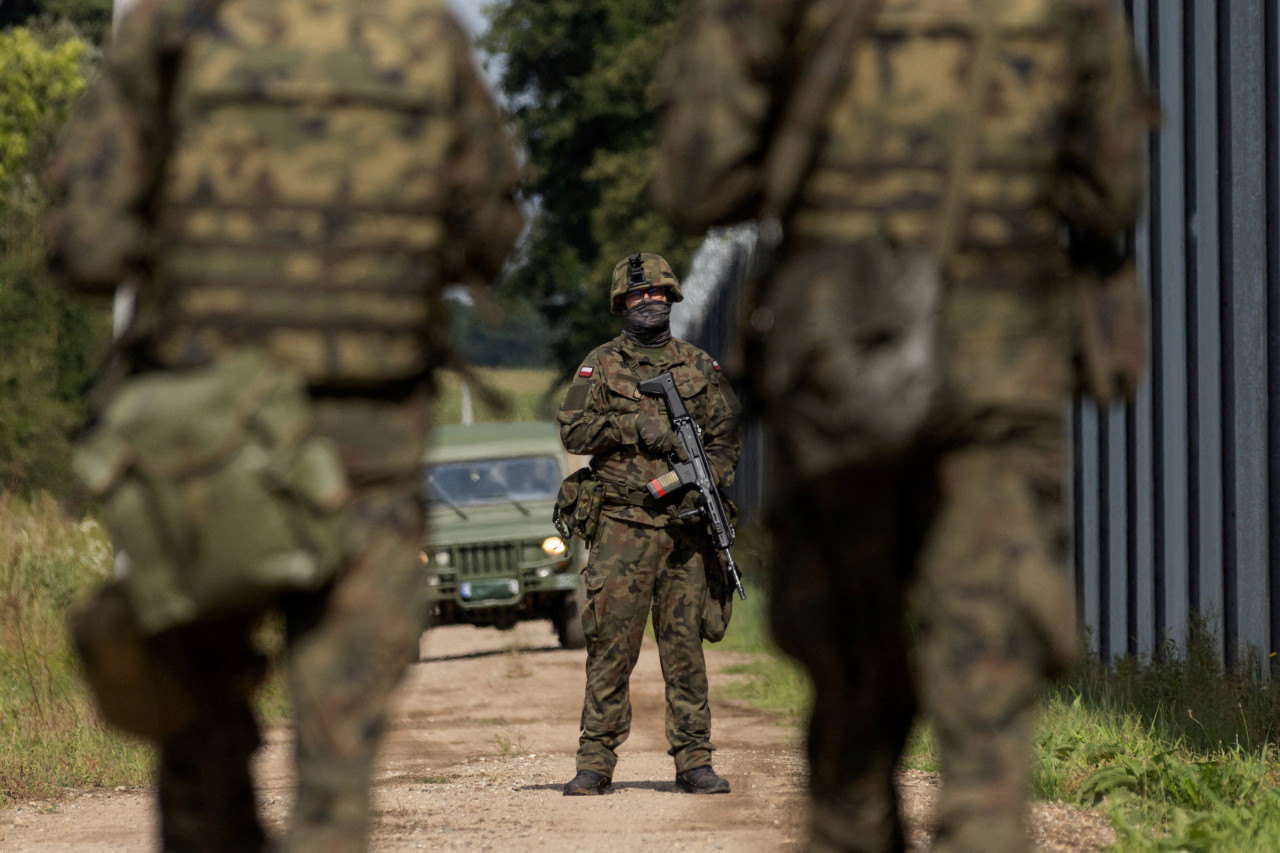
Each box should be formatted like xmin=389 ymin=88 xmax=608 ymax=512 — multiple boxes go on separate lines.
xmin=1 ymin=623 xmax=1115 ymax=851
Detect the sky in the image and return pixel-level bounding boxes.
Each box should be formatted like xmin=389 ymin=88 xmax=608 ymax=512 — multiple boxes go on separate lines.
xmin=447 ymin=0 xmax=490 ymax=36
xmin=446 ymin=0 xmax=505 ymax=94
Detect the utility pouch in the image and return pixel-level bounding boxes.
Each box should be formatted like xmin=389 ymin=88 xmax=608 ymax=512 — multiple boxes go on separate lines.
xmin=701 ymin=550 xmax=735 ymax=643
xmin=553 ymin=467 xmax=605 ymax=542
xmin=744 ymin=236 xmax=948 ymax=476
xmin=72 ymin=348 xmax=354 ymax=635
xmin=68 ymin=580 xmax=201 ymax=740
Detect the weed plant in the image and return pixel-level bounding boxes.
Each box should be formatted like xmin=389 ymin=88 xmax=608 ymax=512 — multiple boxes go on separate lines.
xmin=1068 ymin=621 xmax=1280 ymax=755
xmin=1035 ymin=687 xmax=1280 ymax=851
xmin=0 ymin=493 xmax=150 ymax=805
xmin=1032 ymin=623 xmax=1280 ymax=851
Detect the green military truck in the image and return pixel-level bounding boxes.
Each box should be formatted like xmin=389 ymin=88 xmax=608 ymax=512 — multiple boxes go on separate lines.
xmin=422 ymin=421 xmax=587 ymax=648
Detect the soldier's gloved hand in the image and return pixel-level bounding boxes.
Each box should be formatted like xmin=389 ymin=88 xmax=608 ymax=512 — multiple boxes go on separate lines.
xmin=630 ymin=414 xmax=680 ymax=455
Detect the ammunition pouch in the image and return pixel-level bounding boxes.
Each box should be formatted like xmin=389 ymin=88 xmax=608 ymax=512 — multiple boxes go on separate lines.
xmin=553 ymin=467 xmax=605 ymax=542
xmin=73 ymin=348 xmax=355 ymax=635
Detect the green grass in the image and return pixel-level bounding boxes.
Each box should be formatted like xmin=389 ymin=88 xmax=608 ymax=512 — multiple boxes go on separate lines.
xmin=0 ymin=493 xmax=151 ymax=805
xmin=711 ymin=523 xmax=814 ymax=721
xmin=1033 ymin=628 xmax=1280 ymax=851
xmin=1031 ymin=684 xmax=1280 ymax=851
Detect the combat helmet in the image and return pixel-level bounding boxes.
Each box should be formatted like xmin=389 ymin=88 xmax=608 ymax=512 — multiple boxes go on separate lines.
xmin=610 ymin=252 xmax=683 ymax=313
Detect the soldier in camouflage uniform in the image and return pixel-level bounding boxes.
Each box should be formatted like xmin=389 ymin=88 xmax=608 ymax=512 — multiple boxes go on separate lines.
xmin=654 ymin=1 xmax=1153 ymax=850
xmin=45 ymin=1 xmax=522 ymax=850
xmin=558 ymin=253 xmax=742 ymax=796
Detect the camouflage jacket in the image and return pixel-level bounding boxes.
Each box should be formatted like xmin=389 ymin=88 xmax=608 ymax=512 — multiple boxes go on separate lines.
xmin=46 ymin=0 xmax=523 ymax=388
xmin=558 ymin=335 xmax=741 ymax=528
xmin=654 ymin=0 xmax=1155 ymax=420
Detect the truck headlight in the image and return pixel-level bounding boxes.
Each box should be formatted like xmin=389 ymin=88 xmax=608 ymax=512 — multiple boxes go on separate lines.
xmin=541 ymin=536 xmax=567 ymax=557
xmin=435 ymin=550 xmax=451 ymax=567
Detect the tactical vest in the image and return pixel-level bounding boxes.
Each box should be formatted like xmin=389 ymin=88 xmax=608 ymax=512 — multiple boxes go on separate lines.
xmin=145 ymin=0 xmax=456 ymax=386
xmin=791 ymin=0 xmax=1076 ymax=288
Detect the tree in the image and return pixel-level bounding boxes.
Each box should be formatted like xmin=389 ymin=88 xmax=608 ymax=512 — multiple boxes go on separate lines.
xmin=0 ymin=28 xmax=87 ymax=193
xmin=0 ymin=25 xmax=109 ymax=497
xmin=0 ymin=0 xmax=113 ymax=44
xmin=482 ymin=0 xmax=702 ymax=372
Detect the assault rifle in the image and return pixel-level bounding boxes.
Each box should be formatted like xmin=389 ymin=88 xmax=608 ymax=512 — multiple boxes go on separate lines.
xmin=638 ymin=372 xmax=746 ymax=601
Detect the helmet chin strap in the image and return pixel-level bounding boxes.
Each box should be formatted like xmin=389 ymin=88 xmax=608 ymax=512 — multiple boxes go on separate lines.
xmin=623 ymin=301 xmax=672 ymax=347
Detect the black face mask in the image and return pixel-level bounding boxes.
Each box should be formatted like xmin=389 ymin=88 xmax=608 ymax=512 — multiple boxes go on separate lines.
xmin=623 ymin=300 xmax=672 ymax=347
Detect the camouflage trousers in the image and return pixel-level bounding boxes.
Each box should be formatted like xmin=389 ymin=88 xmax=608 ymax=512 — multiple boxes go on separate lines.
xmin=155 ymin=393 xmax=430 ymax=853
xmin=768 ymin=434 xmax=1076 ymax=853
xmin=575 ymin=514 xmax=715 ymax=776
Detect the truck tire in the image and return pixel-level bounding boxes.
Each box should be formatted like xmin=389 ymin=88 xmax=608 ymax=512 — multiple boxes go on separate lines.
xmin=556 ymin=586 xmax=588 ymax=650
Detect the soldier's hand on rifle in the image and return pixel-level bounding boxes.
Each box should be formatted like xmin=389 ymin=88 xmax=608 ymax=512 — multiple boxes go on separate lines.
xmin=631 ymin=413 xmax=681 ymax=455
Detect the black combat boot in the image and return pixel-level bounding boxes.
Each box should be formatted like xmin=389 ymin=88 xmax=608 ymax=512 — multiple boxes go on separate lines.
xmin=675 ymin=765 xmax=731 ymax=794
xmin=563 ymin=769 xmax=612 ymax=796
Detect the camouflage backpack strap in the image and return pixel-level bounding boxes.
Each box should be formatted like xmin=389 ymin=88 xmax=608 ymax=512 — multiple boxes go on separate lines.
xmin=735 ymin=0 xmax=883 ymax=388
xmin=933 ymin=0 xmax=998 ymax=260
xmin=761 ymin=0 xmax=884 ymax=224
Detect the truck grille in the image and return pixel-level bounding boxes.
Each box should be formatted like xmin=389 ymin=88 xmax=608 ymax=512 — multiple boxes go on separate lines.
xmin=454 ymin=543 xmax=521 ymax=577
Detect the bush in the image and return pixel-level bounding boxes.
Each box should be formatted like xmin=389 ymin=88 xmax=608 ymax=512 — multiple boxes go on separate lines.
xmin=0 ymin=23 xmax=111 ymax=499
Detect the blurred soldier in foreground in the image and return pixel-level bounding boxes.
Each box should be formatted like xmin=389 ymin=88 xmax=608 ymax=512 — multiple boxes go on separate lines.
xmin=45 ymin=0 xmax=522 ymax=850
xmin=557 ymin=253 xmax=741 ymax=796
xmin=655 ymin=0 xmax=1153 ymax=850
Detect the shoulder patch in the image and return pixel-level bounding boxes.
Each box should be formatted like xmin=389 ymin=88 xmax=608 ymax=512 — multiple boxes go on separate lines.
xmin=578 ymin=365 xmax=594 ymax=378
xmin=562 ymin=380 xmax=590 ymax=412
xmin=712 ymin=360 xmax=722 ymax=372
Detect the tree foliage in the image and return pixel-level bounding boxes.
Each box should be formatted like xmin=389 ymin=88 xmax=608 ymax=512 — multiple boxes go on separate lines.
xmin=0 ymin=21 xmax=110 ymax=496
xmin=481 ymin=0 xmax=702 ymax=373
xmin=0 ymin=28 xmax=87 ymax=193
xmin=453 ymin=298 xmax=555 ymax=369
xmin=0 ymin=0 xmax=113 ymax=44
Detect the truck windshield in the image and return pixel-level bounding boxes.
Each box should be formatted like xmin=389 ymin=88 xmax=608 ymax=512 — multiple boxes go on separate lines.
xmin=425 ymin=455 xmax=562 ymax=506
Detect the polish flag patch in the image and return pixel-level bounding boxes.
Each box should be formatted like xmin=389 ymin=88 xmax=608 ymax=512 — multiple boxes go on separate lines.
xmin=578 ymin=365 xmax=594 ymax=378
xmin=712 ymin=361 xmax=722 ymax=372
